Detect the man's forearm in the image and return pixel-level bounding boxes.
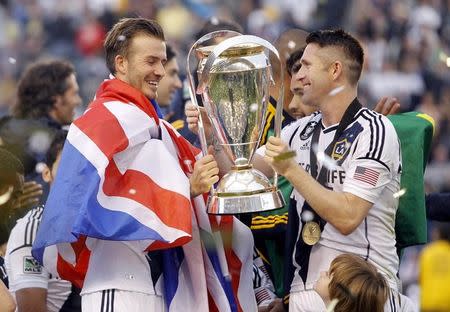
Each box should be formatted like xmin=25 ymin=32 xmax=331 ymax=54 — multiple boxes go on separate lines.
xmin=283 ymin=165 xmax=368 ymax=235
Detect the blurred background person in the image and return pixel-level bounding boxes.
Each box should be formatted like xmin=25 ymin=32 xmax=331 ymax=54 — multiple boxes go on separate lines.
xmin=419 ymin=222 xmax=450 ymax=312
xmin=0 ymin=59 xmax=81 ymax=210
xmin=5 ymin=131 xmax=81 ymax=312
xmin=157 ymin=44 xmax=182 ymax=121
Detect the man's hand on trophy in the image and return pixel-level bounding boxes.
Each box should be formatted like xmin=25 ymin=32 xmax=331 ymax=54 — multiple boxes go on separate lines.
xmin=374 ymin=96 xmax=401 ymax=116
xmin=264 ymin=136 xmax=297 ymax=177
xmin=185 ymin=101 xmax=213 ymax=139
xmin=189 ymin=154 xmax=219 ymax=197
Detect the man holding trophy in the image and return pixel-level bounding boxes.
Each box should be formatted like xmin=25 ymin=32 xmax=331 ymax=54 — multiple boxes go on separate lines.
xmin=187 ymin=29 xmax=408 ymax=311
xmin=32 ymin=17 xmax=257 ymax=312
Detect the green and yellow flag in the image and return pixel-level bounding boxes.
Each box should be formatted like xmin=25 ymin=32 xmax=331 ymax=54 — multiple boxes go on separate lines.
xmin=388 ymin=112 xmax=434 ymax=254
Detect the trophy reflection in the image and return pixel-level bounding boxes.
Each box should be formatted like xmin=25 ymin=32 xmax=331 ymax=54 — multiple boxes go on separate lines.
xmin=188 ymin=34 xmax=285 ymax=214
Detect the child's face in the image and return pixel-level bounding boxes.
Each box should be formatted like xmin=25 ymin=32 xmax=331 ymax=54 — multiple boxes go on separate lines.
xmin=314 ymin=270 xmax=332 ymax=303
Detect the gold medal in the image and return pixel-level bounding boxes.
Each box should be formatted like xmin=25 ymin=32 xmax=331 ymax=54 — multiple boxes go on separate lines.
xmin=302 ymin=221 xmax=321 ymax=245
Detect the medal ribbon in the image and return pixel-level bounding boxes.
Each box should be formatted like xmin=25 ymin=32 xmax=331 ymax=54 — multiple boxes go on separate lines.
xmin=295 ymin=98 xmax=362 ymax=285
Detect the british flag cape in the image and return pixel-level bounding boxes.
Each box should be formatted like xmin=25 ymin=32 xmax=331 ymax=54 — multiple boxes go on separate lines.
xmin=32 ymin=78 xmax=256 ymax=311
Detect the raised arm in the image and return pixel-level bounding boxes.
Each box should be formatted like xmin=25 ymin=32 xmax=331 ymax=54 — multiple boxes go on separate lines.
xmin=263 ymin=136 xmax=372 ymax=235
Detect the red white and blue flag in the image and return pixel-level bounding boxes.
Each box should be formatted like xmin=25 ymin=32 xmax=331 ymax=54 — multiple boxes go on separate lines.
xmin=32 ymin=78 xmax=256 ymax=311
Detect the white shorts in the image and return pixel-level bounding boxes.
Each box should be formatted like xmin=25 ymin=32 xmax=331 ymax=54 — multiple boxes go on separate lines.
xmin=81 ymin=289 xmax=166 ymax=312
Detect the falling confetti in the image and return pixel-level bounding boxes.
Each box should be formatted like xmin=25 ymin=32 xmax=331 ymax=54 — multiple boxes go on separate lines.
xmin=35 ymin=162 xmax=46 ymax=174
xmin=210 ymin=16 xmax=219 ymax=25
xmin=8 ymin=57 xmax=16 ymax=64
xmin=301 ymin=210 xmax=314 ymax=222
xmin=287 ymin=40 xmax=297 ymax=50
xmin=393 ymin=188 xmax=407 ymax=199
xmin=328 ymin=85 xmax=345 ymax=97
xmin=249 ymin=103 xmax=259 ymax=112
xmin=326 ymin=298 xmax=339 ymax=312
xmin=117 ymin=35 xmax=126 ymax=42
xmin=28 ymin=131 xmax=52 ymax=155
xmin=0 ymin=186 xmax=14 ymax=205
xmin=312 ymin=143 xmax=337 ymax=171
xmin=129 ymin=189 xmax=137 ymax=195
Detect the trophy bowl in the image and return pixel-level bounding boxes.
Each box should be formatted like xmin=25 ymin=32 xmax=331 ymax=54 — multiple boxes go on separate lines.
xmin=193 ymin=35 xmax=285 ymax=214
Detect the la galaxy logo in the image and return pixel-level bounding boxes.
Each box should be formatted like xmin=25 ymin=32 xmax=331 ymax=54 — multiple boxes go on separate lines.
xmin=300 ymin=121 xmax=318 ymax=140
xmin=332 ymin=138 xmax=350 ymax=161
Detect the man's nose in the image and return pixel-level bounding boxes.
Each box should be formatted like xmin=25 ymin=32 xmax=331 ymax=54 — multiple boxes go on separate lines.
xmin=155 ymin=62 xmax=166 ymax=77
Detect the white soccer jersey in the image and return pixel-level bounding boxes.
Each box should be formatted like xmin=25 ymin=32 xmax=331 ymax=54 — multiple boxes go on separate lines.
xmin=5 ymin=206 xmax=74 ymax=312
xmin=80 ymin=238 xmax=160 ymax=296
xmin=280 ymin=107 xmax=401 ymax=292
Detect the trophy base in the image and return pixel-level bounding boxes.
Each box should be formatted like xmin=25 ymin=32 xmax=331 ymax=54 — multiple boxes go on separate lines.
xmin=206 ymin=168 xmax=286 ymax=214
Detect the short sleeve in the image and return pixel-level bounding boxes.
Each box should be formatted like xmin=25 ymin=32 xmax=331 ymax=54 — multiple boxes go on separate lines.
xmin=6 ymin=244 xmax=49 ymax=291
xmin=343 ymin=115 xmax=401 ymax=203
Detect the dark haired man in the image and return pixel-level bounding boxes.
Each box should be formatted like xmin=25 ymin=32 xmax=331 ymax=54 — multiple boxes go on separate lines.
xmin=0 ymin=60 xmax=82 ymax=209
xmin=261 ymin=29 xmax=407 ymax=311
xmin=13 ymin=60 xmax=81 ymax=126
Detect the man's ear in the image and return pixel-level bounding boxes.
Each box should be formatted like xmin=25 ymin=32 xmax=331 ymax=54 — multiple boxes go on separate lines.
xmin=330 ymin=61 xmax=343 ymax=82
xmin=115 ymin=55 xmax=127 ymax=76
xmin=52 ymin=94 xmax=64 ymax=112
xmin=42 ymin=164 xmax=52 ymax=184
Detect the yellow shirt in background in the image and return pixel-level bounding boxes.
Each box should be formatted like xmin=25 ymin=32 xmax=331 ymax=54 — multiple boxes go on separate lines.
xmin=419 ymin=240 xmax=450 ymax=311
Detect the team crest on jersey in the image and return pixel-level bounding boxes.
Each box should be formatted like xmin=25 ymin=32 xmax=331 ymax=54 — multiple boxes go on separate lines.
xmin=332 ymin=122 xmax=364 ymax=163
xmin=23 ymin=256 xmax=42 ymax=274
xmin=332 ymin=138 xmax=351 ymax=161
xmin=300 ymin=121 xmax=318 ymax=140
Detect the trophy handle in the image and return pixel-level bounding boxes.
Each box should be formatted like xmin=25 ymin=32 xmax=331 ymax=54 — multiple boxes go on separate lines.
xmin=197 ymin=35 xmax=284 ymax=187
xmin=186 ymin=30 xmax=242 ymax=200
xmin=186 ymin=30 xmax=242 ymax=156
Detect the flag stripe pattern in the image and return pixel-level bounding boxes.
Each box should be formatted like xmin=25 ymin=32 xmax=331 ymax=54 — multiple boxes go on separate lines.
xmin=32 ymin=78 xmax=256 ymax=311
xmin=353 ymin=166 xmax=380 ymax=186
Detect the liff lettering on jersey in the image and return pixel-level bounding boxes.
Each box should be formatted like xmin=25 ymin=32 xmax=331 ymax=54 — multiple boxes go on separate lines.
xmin=300 ymin=162 xmax=346 ymax=185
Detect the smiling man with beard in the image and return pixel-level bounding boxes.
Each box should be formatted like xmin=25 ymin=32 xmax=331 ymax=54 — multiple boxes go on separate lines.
xmin=32 ymin=17 xmax=257 ymax=312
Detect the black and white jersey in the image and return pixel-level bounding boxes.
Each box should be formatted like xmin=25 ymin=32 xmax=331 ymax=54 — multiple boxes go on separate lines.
xmin=0 ymin=256 xmax=7 ymax=287
xmin=5 ymin=205 xmax=80 ymax=312
xmin=281 ymin=108 xmax=402 ymax=292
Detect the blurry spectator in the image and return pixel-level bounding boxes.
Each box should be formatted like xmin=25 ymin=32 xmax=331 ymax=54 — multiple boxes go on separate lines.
xmin=75 ymin=8 xmax=106 ymax=57
xmin=0 ymin=60 xmax=81 ymax=185
xmin=0 ymin=60 xmax=81 ymax=213
xmin=157 ymin=44 xmax=182 ymax=120
xmin=426 ymin=192 xmax=450 ymax=222
xmin=0 ymin=147 xmax=24 ymax=255
xmin=419 ymin=222 xmax=450 ymax=312
xmin=5 ymin=131 xmax=81 ymax=312
xmin=0 ymin=148 xmax=23 ymax=312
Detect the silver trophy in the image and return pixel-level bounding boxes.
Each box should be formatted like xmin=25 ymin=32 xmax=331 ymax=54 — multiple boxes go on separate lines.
xmin=187 ymin=34 xmax=285 ymax=214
